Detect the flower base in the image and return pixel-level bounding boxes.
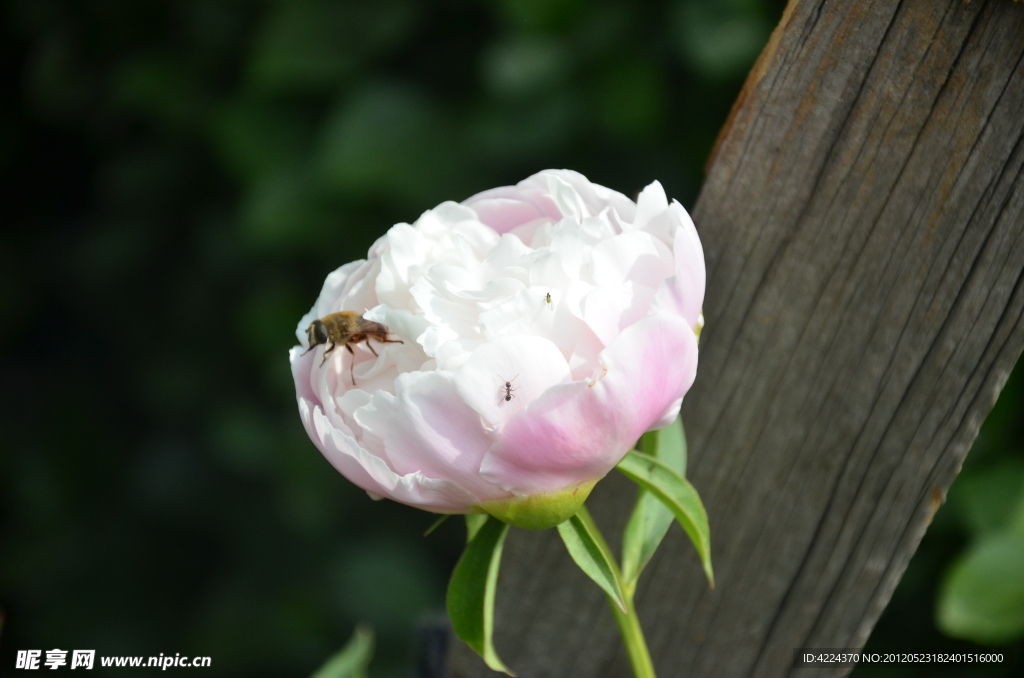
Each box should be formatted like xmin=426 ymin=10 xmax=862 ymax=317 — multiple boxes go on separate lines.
xmin=474 ymin=479 xmax=600 ymax=530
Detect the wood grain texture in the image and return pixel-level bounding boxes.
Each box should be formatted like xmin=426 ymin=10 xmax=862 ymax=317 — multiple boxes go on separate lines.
xmin=447 ymin=0 xmax=1024 ymax=676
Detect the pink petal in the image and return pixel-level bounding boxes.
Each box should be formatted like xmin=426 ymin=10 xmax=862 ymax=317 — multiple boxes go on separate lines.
xmin=651 ymin=203 xmax=706 ymax=329
xmin=463 ymin=188 xmax=561 ymax=234
xmin=306 ymin=394 xmax=483 ymax=513
xmin=354 ymin=372 xmax=506 ymax=503
xmin=293 ymin=346 xmax=485 ymax=512
xmin=480 ymin=313 xmax=698 ymax=494
xmin=540 ymin=170 xmax=638 ymax=222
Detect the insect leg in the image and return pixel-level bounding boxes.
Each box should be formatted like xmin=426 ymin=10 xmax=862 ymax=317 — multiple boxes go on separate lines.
xmin=320 ymin=343 xmax=336 ymax=367
xmin=339 ymin=343 xmax=357 ymax=385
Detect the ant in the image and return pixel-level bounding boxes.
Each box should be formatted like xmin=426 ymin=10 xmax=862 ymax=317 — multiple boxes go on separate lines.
xmin=499 ymin=374 xmax=519 ymax=402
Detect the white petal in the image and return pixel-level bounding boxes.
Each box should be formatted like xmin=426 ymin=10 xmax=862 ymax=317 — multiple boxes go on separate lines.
xmin=536 ymin=170 xmax=637 ymax=221
xmin=582 ymin=282 xmax=656 ymax=347
xmin=303 ymin=400 xmax=385 ymax=496
xmin=528 ymin=251 xmax=571 ymax=290
xmin=431 ymin=200 xmax=479 ymax=226
xmin=434 ymin=337 xmax=479 ymax=372
xmin=478 ymin=288 xmax=556 ymax=342
xmin=382 ymin=223 xmax=425 ymax=284
xmin=340 ymin=258 xmax=382 ymax=314
xmin=508 ymin=217 xmax=552 ymax=246
xmin=484 ymin=232 xmax=534 ymax=269
xmin=452 ymin=220 xmax=502 ymax=259
xmin=633 ymin=180 xmax=669 ymax=230
xmin=363 ymin=306 xmax=429 ymax=345
xmin=453 ymin=336 xmax=572 ymax=429
xmin=567 ymin=326 xmax=605 ymax=381
xmin=418 ymin=324 xmax=458 ymax=359
xmin=550 ymin=224 xmax=588 ymax=281
xmin=544 ymin=174 xmax=587 ymax=222
xmin=353 ymin=371 xmax=505 ymax=502
xmin=580 ymin=214 xmax=617 ymax=242
xmin=589 ymin=230 xmax=675 ymax=290
xmin=319 ymin=400 xmax=480 ymax=512
xmin=377 ymin=223 xmax=426 ymax=311
xmin=478 ymin=286 xmax=592 ymax=366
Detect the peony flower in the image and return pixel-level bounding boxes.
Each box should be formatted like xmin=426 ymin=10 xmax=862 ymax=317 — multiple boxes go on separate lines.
xmin=290 ymin=170 xmax=704 ymax=529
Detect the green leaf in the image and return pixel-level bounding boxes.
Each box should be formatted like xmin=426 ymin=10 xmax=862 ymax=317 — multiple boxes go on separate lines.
xmin=949 ymin=458 xmax=1024 ymax=536
xmin=310 ymin=625 xmax=374 ymax=678
xmin=424 ymin=514 xmax=450 ymax=537
xmin=556 ymin=506 xmax=628 ymax=612
xmin=465 ymin=514 xmax=488 ymax=543
xmin=621 ymin=419 xmax=688 ymax=588
xmin=937 ymin=532 xmax=1024 ymax=644
xmin=1011 ymin=486 xmax=1024 ymax=537
xmin=617 ymin=450 xmax=714 ymax=588
xmin=641 ymin=416 xmax=688 ymax=476
xmin=447 ymin=516 xmax=513 ymax=675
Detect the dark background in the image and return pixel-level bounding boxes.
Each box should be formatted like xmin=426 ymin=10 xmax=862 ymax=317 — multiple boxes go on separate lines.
xmin=1 ymin=1 xmax=1021 ymax=676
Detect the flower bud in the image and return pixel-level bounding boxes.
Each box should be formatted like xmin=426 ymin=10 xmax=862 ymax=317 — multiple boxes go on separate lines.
xmin=290 ymin=170 xmax=704 ymax=529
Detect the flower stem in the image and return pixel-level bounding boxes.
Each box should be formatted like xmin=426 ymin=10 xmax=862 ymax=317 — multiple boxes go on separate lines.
xmin=609 ymin=590 xmax=657 ymax=678
xmin=574 ymin=505 xmax=657 ymax=678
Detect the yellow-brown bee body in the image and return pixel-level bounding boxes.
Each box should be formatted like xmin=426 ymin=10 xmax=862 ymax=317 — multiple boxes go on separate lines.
xmin=304 ymin=311 xmax=403 ymax=384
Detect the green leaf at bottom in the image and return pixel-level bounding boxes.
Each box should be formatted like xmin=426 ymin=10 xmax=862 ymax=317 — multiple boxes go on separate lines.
xmin=310 ymin=625 xmax=374 ymax=678
xmin=557 ymin=507 xmax=628 ymax=612
xmin=447 ymin=515 xmax=513 ymax=675
xmin=621 ymin=420 xmax=688 ymax=588
xmin=617 ymin=450 xmax=714 ymax=588
xmin=424 ymin=514 xmax=450 ymax=536
xmin=937 ymin=532 xmax=1024 ymax=644
xmin=465 ymin=513 xmax=488 ymax=543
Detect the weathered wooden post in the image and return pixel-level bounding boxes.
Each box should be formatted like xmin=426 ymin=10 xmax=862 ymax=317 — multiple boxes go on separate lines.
xmin=447 ymin=0 xmax=1024 ymax=675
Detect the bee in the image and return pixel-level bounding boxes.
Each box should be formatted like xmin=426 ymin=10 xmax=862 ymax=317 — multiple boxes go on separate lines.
xmin=304 ymin=311 xmax=403 ymax=385
xmin=499 ymin=374 xmax=519 ymax=402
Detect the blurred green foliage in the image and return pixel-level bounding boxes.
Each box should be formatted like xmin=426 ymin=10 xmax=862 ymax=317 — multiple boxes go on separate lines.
xmin=935 ymin=386 xmax=1024 ymax=646
xmin=311 ymin=626 xmax=374 ymax=678
xmin=0 ymin=0 xmax=1020 ymax=677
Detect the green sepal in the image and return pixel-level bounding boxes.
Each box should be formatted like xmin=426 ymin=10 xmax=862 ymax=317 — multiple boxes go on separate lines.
xmin=446 ymin=516 xmax=514 ymax=675
xmin=617 ymin=450 xmax=714 ymax=588
xmin=474 ymin=479 xmax=598 ymax=530
xmin=621 ymin=419 xmax=687 ymax=589
xmin=557 ymin=506 xmax=628 ymax=612
xmin=465 ymin=514 xmax=488 ymax=543
xmin=310 ymin=625 xmax=374 ymax=678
